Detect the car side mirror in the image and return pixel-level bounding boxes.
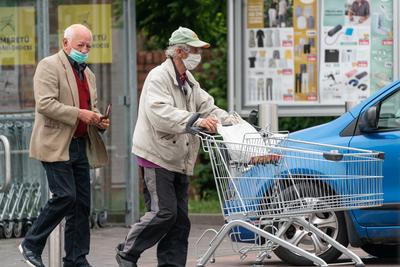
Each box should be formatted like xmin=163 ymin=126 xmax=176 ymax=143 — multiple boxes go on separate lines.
xmin=359 ymin=106 xmax=378 ymax=133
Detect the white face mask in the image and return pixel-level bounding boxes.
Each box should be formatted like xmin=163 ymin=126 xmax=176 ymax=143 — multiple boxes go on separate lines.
xmin=182 ymin=53 xmax=201 ymax=70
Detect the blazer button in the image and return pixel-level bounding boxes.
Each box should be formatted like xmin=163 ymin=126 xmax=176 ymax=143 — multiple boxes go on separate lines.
xmin=173 ymin=141 xmax=176 ymax=144
xmin=186 ymin=142 xmax=189 ymax=146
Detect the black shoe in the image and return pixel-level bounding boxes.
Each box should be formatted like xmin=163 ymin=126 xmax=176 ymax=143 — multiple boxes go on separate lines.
xmin=115 ymin=254 xmax=137 ymax=267
xmin=19 ymin=242 xmax=45 ymax=267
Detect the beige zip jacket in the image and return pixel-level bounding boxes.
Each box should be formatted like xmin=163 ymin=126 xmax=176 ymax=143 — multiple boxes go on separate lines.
xmin=132 ymin=58 xmax=229 ymax=175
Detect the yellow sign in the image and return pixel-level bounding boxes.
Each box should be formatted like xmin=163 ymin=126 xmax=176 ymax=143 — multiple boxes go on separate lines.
xmin=0 ymin=7 xmax=36 ymax=65
xmin=58 ymin=4 xmax=112 ymax=64
xmin=247 ymin=0 xmax=264 ymax=28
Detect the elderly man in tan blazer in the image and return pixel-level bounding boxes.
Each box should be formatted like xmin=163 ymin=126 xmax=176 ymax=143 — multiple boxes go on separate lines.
xmin=19 ymin=24 xmax=108 ymax=267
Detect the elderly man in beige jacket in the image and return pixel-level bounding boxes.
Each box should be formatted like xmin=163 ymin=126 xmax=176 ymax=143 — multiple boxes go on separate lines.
xmin=19 ymin=24 xmax=108 ymax=267
xmin=115 ymin=27 xmax=237 ymax=267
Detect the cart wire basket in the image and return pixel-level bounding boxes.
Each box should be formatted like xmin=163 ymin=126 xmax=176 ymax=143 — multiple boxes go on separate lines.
xmin=195 ymin=129 xmax=383 ymax=267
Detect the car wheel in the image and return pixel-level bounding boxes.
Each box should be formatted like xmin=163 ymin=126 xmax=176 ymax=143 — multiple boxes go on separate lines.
xmin=361 ymin=244 xmax=400 ymax=259
xmin=271 ymin=183 xmax=349 ymax=265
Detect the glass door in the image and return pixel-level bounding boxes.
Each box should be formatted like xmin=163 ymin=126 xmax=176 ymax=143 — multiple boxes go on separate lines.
xmin=48 ymin=0 xmax=131 ymax=223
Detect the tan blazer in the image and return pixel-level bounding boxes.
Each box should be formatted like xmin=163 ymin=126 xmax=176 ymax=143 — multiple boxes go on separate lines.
xmin=29 ymin=50 xmax=108 ymax=168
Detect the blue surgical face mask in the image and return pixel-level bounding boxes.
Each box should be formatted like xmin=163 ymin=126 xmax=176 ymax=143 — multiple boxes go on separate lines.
xmin=69 ymin=48 xmax=89 ymax=64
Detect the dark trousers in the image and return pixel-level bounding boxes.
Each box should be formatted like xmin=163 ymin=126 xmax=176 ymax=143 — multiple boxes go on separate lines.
xmin=24 ymin=137 xmax=91 ymax=266
xmin=119 ymin=167 xmax=190 ymax=267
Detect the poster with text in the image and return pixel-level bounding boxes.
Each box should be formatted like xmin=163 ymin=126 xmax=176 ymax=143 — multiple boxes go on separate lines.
xmin=0 ymin=7 xmax=36 ymax=65
xmin=245 ymin=0 xmax=295 ymax=105
xmin=320 ymin=0 xmax=371 ymax=103
xmin=370 ymin=0 xmax=393 ymax=92
xmin=58 ymin=4 xmax=112 ymax=64
xmin=293 ymin=0 xmax=318 ymax=101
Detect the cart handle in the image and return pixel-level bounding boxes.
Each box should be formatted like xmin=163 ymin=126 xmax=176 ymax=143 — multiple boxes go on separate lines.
xmin=186 ymin=113 xmax=225 ymax=137
xmin=0 ymin=135 xmax=11 ymax=193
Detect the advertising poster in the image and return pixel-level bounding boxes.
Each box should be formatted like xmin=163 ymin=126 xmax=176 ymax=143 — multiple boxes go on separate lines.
xmin=0 ymin=69 xmax=19 ymax=108
xmin=245 ymin=0 xmax=295 ymax=105
xmin=58 ymin=4 xmax=112 ymax=64
xmin=293 ymin=0 xmax=318 ymax=101
xmin=247 ymin=0 xmax=264 ymax=28
xmin=370 ymin=0 xmax=393 ymax=92
xmin=0 ymin=7 xmax=36 ymax=65
xmin=320 ymin=0 xmax=371 ymax=103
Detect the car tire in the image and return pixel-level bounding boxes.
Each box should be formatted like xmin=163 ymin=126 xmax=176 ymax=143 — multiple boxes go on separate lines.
xmin=361 ymin=244 xmax=400 ymax=259
xmin=271 ymin=183 xmax=349 ymax=265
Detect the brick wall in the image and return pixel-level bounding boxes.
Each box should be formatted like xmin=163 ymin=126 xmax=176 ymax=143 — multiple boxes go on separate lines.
xmin=136 ymin=51 xmax=166 ymax=91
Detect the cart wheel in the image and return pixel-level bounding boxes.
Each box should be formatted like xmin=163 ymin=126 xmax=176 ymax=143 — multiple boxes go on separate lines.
xmin=97 ymin=211 xmax=107 ymax=228
xmin=13 ymin=221 xmax=24 ymax=238
xmin=0 ymin=225 xmax=4 ymax=239
xmin=90 ymin=213 xmax=97 ymax=229
xmin=272 ymin=183 xmax=348 ymax=265
xmin=24 ymin=221 xmax=32 ymax=235
xmin=4 ymin=222 xmax=13 ymax=239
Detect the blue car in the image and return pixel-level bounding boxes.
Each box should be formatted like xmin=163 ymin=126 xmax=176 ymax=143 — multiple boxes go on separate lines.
xmin=234 ymin=81 xmax=400 ymax=265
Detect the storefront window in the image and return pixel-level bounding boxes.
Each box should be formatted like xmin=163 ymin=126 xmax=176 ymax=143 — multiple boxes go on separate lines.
xmin=0 ymin=1 xmax=37 ymax=112
xmin=48 ymin=0 xmax=127 ymax=218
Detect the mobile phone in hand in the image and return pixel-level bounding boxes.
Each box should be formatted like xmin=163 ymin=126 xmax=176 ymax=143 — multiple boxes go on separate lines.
xmin=100 ymin=104 xmax=111 ymax=121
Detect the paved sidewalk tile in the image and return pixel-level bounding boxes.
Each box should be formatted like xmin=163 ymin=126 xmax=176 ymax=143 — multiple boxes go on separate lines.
xmin=1 ymin=223 xmax=399 ymax=267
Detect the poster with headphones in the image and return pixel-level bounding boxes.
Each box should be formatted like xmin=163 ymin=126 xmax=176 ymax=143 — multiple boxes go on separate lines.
xmin=245 ymin=0 xmax=295 ymax=105
xmin=293 ymin=0 xmax=318 ymax=101
xmin=320 ymin=0 xmax=371 ymax=103
xmin=320 ymin=0 xmax=393 ymax=103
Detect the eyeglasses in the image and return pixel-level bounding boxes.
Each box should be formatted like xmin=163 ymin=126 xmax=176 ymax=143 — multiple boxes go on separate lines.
xmin=190 ymin=47 xmax=202 ymax=54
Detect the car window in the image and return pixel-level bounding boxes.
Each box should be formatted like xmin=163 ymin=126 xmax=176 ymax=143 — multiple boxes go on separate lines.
xmin=377 ymin=90 xmax=400 ymax=129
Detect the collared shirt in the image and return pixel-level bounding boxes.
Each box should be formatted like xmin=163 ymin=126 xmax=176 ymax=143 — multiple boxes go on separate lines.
xmin=64 ymin=51 xmax=91 ymax=137
xmin=351 ymin=1 xmax=370 ymax=17
xmin=64 ymin=51 xmax=87 ymax=81
xmin=169 ymin=56 xmax=188 ymax=95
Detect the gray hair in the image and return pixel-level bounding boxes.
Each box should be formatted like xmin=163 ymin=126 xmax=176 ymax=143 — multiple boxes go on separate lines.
xmin=64 ymin=24 xmax=92 ymax=40
xmin=165 ymin=44 xmax=190 ymax=58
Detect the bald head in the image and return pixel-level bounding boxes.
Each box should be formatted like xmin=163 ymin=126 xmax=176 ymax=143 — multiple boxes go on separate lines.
xmin=63 ymin=24 xmax=92 ymax=55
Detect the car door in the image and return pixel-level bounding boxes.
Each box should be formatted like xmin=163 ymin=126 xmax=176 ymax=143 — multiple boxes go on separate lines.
xmin=349 ymin=88 xmax=400 ymax=227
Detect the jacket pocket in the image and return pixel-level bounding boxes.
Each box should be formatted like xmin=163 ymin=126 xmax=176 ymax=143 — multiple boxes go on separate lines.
xmin=44 ymin=118 xmax=63 ymax=129
xmin=160 ymin=133 xmax=175 ymax=141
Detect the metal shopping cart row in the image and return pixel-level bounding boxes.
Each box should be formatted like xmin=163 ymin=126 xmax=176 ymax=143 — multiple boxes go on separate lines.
xmin=0 ymin=182 xmax=42 ymax=238
xmin=0 ymin=113 xmax=45 ymax=239
xmin=0 ymin=112 xmax=109 ymax=239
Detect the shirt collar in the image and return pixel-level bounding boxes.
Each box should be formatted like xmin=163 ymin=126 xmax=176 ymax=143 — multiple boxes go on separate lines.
xmin=64 ymin=51 xmax=87 ymax=72
xmin=169 ymin=56 xmax=187 ymax=88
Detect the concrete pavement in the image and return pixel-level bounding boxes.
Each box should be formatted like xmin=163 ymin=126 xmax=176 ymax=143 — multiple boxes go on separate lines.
xmin=1 ymin=215 xmax=399 ymax=267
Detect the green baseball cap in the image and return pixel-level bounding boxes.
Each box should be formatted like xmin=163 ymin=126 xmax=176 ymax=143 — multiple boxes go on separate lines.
xmin=168 ymin=26 xmax=210 ymax=48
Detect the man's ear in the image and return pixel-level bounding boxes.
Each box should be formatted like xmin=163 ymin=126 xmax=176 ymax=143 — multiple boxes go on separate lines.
xmin=62 ymin=38 xmax=69 ymax=48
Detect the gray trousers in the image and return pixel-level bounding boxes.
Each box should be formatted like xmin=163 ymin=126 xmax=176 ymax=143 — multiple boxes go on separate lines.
xmin=119 ymin=167 xmax=190 ymax=266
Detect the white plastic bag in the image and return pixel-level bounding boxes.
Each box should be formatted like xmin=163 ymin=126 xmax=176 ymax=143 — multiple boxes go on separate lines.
xmin=217 ymin=117 xmax=261 ymax=162
xmin=217 ymin=119 xmax=258 ymax=144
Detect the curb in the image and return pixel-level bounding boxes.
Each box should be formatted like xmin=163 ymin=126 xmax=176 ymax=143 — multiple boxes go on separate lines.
xmin=189 ymin=213 xmax=224 ymax=225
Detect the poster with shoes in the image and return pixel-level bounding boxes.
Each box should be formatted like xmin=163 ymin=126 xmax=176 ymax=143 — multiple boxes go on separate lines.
xmin=245 ymin=0 xmax=295 ymax=105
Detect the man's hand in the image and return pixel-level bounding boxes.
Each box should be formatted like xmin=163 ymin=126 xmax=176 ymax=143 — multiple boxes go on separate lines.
xmin=198 ymin=116 xmax=219 ymax=133
xmin=78 ymin=109 xmax=101 ymax=125
xmin=97 ymin=118 xmax=110 ymax=130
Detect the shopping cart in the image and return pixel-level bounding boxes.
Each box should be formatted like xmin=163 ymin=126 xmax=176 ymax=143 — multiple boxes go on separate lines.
xmin=193 ymin=128 xmax=384 ymax=267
